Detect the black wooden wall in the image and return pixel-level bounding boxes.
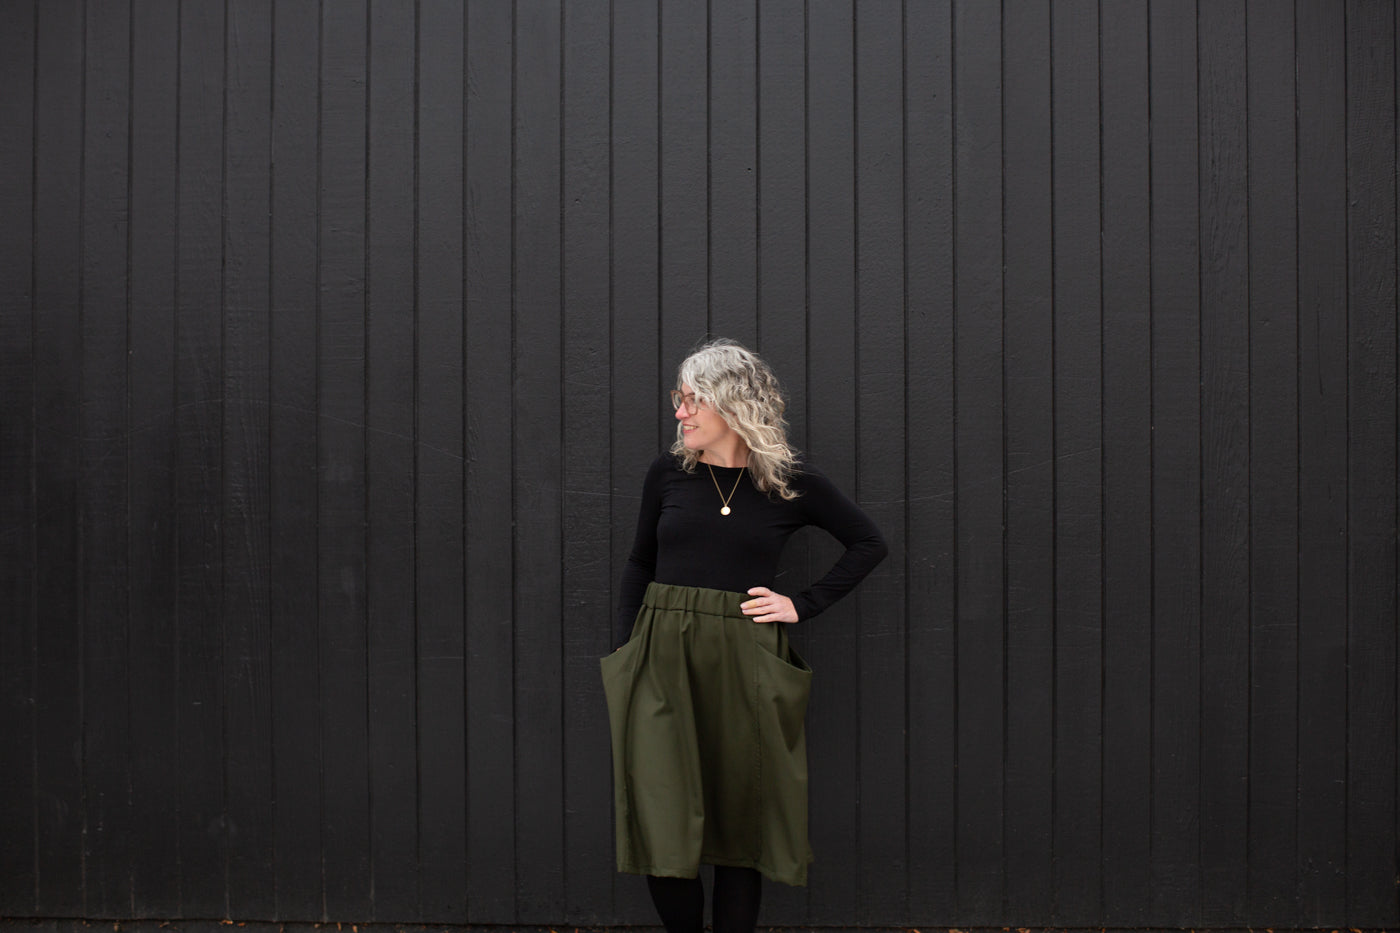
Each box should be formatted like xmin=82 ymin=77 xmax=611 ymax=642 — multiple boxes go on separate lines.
xmin=2 ymin=0 xmax=1397 ymax=928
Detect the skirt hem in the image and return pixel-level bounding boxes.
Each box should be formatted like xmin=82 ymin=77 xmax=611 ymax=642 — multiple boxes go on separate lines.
xmin=616 ymin=853 xmax=812 ymax=888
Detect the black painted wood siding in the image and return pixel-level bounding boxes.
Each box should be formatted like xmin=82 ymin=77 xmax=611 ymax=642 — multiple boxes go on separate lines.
xmin=1 ymin=0 xmax=1396 ymax=927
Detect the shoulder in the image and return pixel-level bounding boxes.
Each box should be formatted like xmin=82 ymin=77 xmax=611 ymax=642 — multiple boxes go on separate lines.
xmin=789 ymin=451 xmax=817 ymax=475
xmin=764 ymin=452 xmax=816 ymax=503
xmin=785 ymin=454 xmax=850 ymax=499
xmin=650 ymin=450 xmax=684 ymax=472
xmin=642 ymin=451 xmax=685 ymax=483
xmin=786 ymin=452 xmax=828 ymax=486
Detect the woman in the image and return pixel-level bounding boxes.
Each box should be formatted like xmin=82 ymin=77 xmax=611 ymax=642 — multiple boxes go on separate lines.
xmin=601 ymin=338 xmax=888 ymax=933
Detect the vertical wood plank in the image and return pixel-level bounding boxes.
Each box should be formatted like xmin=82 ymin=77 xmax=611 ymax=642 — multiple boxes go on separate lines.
xmin=1000 ymin=0 xmax=1053 ymax=919
xmin=1343 ymin=1 xmax=1398 ymax=924
xmin=755 ymin=3 xmax=809 ymax=920
xmin=1099 ymin=0 xmax=1153 ymax=924
xmin=608 ymin=0 xmax=661 ymax=917
xmin=659 ymin=0 xmax=707 ymax=364
xmin=853 ymin=0 xmax=906 ymax=919
xmin=365 ymin=0 xmax=419 ymax=919
xmin=0 ymin=0 xmax=37 ymax=911
xmin=1394 ymin=7 xmax=1400 ymax=926
xmin=1244 ymin=0 xmax=1299 ymax=922
xmin=1148 ymin=2 xmax=1201 ymax=923
xmin=513 ymin=0 xmax=564 ymax=920
xmin=1294 ymin=0 xmax=1348 ymax=921
xmin=223 ymin=0 xmax=275 ymax=917
xmin=268 ymin=0 xmax=323 ymax=917
xmin=952 ymin=1 xmax=1004 ymax=922
xmin=79 ymin=0 xmax=133 ymax=915
xmin=708 ymin=0 xmax=757 ymax=345
xmin=1196 ymin=0 xmax=1250 ymax=923
xmin=174 ymin=0 xmax=227 ymax=913
xmin=1049 ymin=0 xmax=1103 ymax=923
xmin=317 ymin=0 xmax=371 ymax=917
xmin=463 ymin=0 xmax=514 ymax=919
xmin=418 ymin=0 xmax=467 ymax=920
xmin=904 ymin=0 xmax=957 ymax=922
xmin=804 ymin=0 xmax=858 ymax=919
xmin=32 ymin=0 xmax=85 ymax=913
xmin=127 ymin=0 xmax=182 ymax=916
xmin=561 ymin=0 xmax=614 ymax=920
xmin=755 ymin=0 xmax=806 ymax=433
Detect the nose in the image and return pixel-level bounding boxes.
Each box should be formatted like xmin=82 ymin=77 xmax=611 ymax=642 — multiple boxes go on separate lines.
xmin=675 ymin=403 xmax=687 ymax=421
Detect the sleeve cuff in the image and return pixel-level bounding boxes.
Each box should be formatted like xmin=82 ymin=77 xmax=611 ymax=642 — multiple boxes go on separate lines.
xmin=792 ymin=593 xmax=820 ymax=622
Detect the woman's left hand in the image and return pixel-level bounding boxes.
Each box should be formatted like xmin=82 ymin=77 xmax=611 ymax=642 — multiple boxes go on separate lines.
xmin=741 ymin=587 xmax=798 ymax=623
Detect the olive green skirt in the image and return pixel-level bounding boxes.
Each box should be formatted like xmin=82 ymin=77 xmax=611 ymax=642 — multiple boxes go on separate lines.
xmin=600 ymin=581 xmax=814 ymax=886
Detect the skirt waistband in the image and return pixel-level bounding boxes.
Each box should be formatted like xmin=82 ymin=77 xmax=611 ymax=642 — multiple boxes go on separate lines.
xmin=642 ymin=581 xmax=749 ymax=619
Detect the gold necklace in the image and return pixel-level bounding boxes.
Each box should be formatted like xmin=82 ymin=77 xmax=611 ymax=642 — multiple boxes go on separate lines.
xmin=706 ymin=463 xmax=746 ymax=516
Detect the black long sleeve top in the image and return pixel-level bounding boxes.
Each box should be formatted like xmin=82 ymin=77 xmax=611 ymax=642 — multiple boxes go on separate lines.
xmin=615 ymin=452 xmax=889 ymax=647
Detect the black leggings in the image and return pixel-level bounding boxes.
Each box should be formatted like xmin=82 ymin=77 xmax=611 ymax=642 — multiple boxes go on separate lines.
xmin=646 ymin=866 xmax=762 ymax=933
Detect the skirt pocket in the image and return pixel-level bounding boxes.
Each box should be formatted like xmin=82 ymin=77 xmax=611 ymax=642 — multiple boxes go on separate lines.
xmin=749 ymin=622 xmax=813 ymax=686
xmin=750 ymin=633 xmax=814 ymax=882
xmin=752 ymin=642 xmax=812 ymax=749
xmin=600 ymin=630 xmax=647 ymax=869
xmin=600 ymin=633 xmax=644 ymax=730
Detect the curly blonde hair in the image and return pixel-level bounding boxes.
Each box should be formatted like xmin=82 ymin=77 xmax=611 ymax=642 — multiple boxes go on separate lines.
xmin=670 ymin=338 xmax=801 ymax=500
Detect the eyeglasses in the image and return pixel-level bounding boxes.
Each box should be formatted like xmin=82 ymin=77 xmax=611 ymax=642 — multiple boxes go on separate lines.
xmin=670 ymin=390 xmax=704 ymax=413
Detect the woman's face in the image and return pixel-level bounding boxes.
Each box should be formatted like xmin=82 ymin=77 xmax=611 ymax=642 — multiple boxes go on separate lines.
xmin=674 ymin=383 xmax=734 ymax=452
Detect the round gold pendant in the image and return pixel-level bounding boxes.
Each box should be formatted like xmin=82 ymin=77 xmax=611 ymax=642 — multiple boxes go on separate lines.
xmin=720 ymin=506 xmax=731 ymax=516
